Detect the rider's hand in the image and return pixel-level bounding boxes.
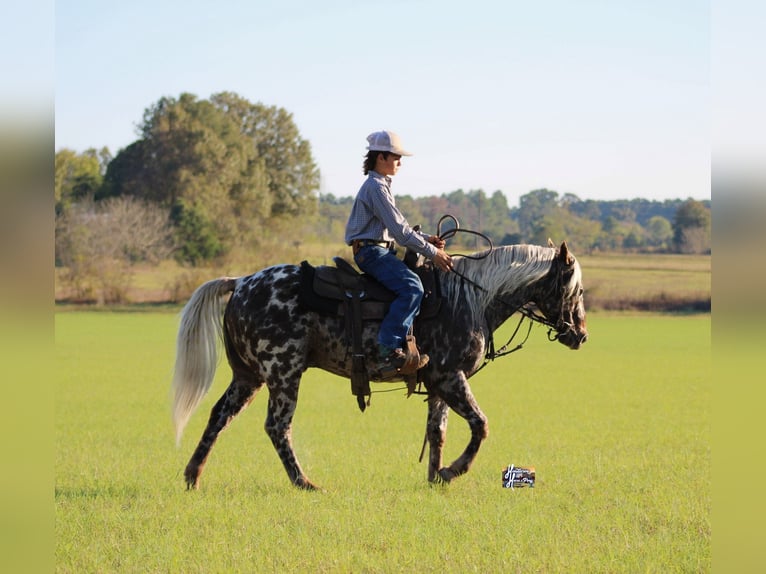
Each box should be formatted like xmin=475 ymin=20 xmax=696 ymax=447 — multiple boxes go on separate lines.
xmin=428 ymin=235 xmax=446 ymax=249
xmin=432 ymin=248 xmax=453 ymax=273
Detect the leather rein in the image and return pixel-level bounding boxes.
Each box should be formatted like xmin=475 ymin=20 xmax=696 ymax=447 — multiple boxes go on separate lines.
xmin=435 ymin=216 xmax=566 ymax=378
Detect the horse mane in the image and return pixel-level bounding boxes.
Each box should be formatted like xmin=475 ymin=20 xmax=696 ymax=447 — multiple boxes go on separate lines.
xmin=441 ymin=244 xmax=561 ymax=321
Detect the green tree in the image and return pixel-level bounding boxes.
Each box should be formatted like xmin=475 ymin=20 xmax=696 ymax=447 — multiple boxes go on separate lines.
xmin=673 ymin=199 xmax=711 ymax=253
xmin=315 ymin=193 xmax=354 ymax=239
xmin=55 ymin=147 xmax=109 ymax=212
xmin=646 ymin=215 xmax=673 ymax=249
xmin=416 ymin=195 xmax=450 ymax=233
xmin=622 ymin=224 xmax=646 ymax=249
xmin=485 ymin=190 xmax=516 ymax=244
xmin=467 ymin=189 xmax=490 ymax=247
xmin=565 ymin=216 xmax=601 ymax=253
xmin=102 ymin=92 xmax=319 ymax=262
xmin=210 ymin=91 xmax=320 ymax=217
xmin=394 ymin=195 xmax=425 ymax=229
xmin=514 ymin=188 xmax=560 ymax=240
xmin=170 ymin=199 xmax=224 ymax=264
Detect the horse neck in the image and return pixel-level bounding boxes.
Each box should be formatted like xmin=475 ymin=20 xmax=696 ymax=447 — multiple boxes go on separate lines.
xmin=445 ymin=245 xmax=555 ymax=331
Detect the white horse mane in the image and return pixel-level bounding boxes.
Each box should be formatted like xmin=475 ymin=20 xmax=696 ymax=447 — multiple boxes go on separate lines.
xmin=442 ymin=244 xmax=568 ymax=321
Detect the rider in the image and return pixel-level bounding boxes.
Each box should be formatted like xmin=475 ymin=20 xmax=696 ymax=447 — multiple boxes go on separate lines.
xmin=345 ymin=130 xmax=453 ymax=372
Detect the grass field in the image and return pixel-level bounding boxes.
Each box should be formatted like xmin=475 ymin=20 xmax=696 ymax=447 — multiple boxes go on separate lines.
xmin=579 ymin=253 xmax=710 ymax=311
xmin=55 ymin=311 xmax=710 ymax=572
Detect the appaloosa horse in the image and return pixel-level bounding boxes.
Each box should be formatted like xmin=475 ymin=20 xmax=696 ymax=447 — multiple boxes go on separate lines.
xmin=172 ymin=241 xmax=587 ymax=490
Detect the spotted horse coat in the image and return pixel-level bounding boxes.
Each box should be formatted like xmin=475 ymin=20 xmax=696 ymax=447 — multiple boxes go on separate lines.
xmin=172 ymin=242 xmax=588 ymax=490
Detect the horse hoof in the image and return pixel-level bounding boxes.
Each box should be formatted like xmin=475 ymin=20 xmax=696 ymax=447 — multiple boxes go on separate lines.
xmin=437 ymin=467 xmax=455 ymax=483
xmin=428 ymin=468 xmax=453 ymax=485
xmin=294 ymin=477 xmax=320 ymax=491
xmin=184 ymin=467 xmax=200 ymax=490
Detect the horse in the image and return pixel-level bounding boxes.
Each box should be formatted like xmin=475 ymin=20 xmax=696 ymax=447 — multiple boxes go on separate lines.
xmin=171 ymin=241 xmax=588 ymax=490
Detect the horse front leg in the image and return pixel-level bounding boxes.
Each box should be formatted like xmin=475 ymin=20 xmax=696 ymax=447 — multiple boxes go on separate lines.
xmin=435 ymin=372 xmax=489 ymax=483
xmin=184 ymin=377 xmax=262 ymax=490
xmin=264 ymin=381 xmax=318 ymax=491
xmin=425 ymin=395 xmax=450 ymax=483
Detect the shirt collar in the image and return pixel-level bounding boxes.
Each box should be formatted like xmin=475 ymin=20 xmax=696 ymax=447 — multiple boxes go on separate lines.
xmin=369 ymin=170 xmax=392 ymax=185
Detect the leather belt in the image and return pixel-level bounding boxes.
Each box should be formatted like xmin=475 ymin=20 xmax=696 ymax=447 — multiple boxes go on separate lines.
xmin=352 ymin=239 xmax=393 ymax=256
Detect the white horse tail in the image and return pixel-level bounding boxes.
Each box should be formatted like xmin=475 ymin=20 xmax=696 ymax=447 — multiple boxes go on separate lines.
xmin=172 ymin=277 xmax=238 ymax=445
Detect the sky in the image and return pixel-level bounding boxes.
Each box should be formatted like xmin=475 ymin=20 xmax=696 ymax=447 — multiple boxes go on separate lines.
xmin=49 ymin=0 xmax=716 ymax=204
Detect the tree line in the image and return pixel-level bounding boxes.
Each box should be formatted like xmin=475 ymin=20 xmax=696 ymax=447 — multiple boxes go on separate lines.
xmin=317 ymin=189 xmax=711 ymax=255
xmin=55 ymin=91 xmax=711 ymax=302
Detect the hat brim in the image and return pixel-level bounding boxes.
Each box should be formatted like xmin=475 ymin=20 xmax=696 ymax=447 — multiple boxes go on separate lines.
xmin=367 ymin=145 xmax=413 ymax=156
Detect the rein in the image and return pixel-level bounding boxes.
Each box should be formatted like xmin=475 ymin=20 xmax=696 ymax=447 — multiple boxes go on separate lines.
xmin=434 ymin=215 xmax=565 ymax=376
xmin=373 ymin=216 xmax=565 ymax=398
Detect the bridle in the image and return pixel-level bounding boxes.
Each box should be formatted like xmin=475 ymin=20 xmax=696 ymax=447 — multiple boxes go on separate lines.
xmin=460 ymin=270 xmax=571 ymax=377
xmin=435 ymin=216 xmax=575 ymax=376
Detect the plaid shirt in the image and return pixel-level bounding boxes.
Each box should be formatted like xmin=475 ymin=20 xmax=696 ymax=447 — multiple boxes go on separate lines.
xmin=344 ymin=171 xmax=437 ymax=259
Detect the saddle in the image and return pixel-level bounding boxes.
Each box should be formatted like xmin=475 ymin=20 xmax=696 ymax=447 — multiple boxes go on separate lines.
xmin=298 ymin=248 xmax=441 ymax=411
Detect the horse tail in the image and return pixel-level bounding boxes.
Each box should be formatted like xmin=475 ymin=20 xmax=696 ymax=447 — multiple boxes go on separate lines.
xmin=172 ymin=277 xmax=238 ymax=445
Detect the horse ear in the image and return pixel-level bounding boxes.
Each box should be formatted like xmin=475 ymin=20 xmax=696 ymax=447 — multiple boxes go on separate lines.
xmin=547 ymin=238 xmax=555 ymax=248
xmin=558 ymin=241 xmax=574 ymax=265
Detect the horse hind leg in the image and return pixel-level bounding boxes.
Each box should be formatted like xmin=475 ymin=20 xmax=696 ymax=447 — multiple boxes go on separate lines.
xmin=264 ymin=378 xmax=318 ymax=491
xmin=184 ymin=375 xmax=263 ymax=490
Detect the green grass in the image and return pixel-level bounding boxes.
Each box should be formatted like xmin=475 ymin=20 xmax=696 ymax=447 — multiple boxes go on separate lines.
xmin=55 ymin=311 xmax=710 ymax=572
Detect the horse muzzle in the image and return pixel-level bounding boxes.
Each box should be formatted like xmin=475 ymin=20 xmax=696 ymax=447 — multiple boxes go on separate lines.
xmin=555 ymin=325 xmax=588 ymax=350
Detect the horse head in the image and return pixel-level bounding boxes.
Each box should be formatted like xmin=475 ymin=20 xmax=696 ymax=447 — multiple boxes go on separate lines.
xmin=533 ymin=241 xmax=588 ymax=350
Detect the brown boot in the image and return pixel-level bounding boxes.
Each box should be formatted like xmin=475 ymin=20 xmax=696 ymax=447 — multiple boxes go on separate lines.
xmin=378 ymin=347 xmax=429 ymax=374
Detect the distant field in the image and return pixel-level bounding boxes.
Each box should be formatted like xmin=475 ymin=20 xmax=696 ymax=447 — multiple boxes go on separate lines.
xmin=55 ymin=250 xmax=711 ymax=312
xmin=579 ymin=252 xmax=710 ymax=311
xmin=55 ymin=311 xmax=710 ymax=572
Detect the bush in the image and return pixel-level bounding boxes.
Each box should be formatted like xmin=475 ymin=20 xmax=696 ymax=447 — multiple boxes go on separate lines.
xmin=55 ymin=197 xmax=174 ymax=303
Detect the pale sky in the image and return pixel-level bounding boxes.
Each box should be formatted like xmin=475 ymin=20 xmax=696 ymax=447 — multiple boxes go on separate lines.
xmin=50 ymin=0 xmax=714 ymax=204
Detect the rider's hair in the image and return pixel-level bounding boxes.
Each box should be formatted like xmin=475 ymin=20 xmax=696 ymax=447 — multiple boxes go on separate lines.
xmin=363 ymin=151 xmax=391 ymax=175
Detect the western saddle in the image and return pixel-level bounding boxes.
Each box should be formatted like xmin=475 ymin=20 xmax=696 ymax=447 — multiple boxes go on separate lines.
xmin=298 ymin=247 xmax=441 ymax=411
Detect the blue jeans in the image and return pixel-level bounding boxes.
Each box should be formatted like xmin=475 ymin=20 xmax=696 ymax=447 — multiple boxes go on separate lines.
xmin=354 ymin=245 xmax=424 ymax=351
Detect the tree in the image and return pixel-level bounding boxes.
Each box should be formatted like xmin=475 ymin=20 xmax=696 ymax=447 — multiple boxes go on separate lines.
xmin=315 ymin=193 xmax=354 ymax=239
xmin=673 ymin=199 xmax=711 ymax=253
xmin=210 ymin=92 xmax=320 ymax=217
xmin=513 ymin=188 xmax=560 ymax=240
xmin=55 ymin=147 xmax=110 ymax=212
xmin=646 ymin=216 xmax=673 ymax=249
xmin=169 ymin=200 xmax=225 ymax=264
xmin=394 ymin=195 xmax=425 ymax=229
xmin=622 ymin=224 xmax=646 ymax=249
xmin=565 ymin=216 xmax=601 ymax=253
xmin=417 ymin=195 xmax=451 ymax=232
xmin=462 ymin=189 xmax=488 ymax=246
xmin=485 ymin=190 xmax=516 ymax=244
xmin=102 ymin=92 xmax=319 ymax=262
